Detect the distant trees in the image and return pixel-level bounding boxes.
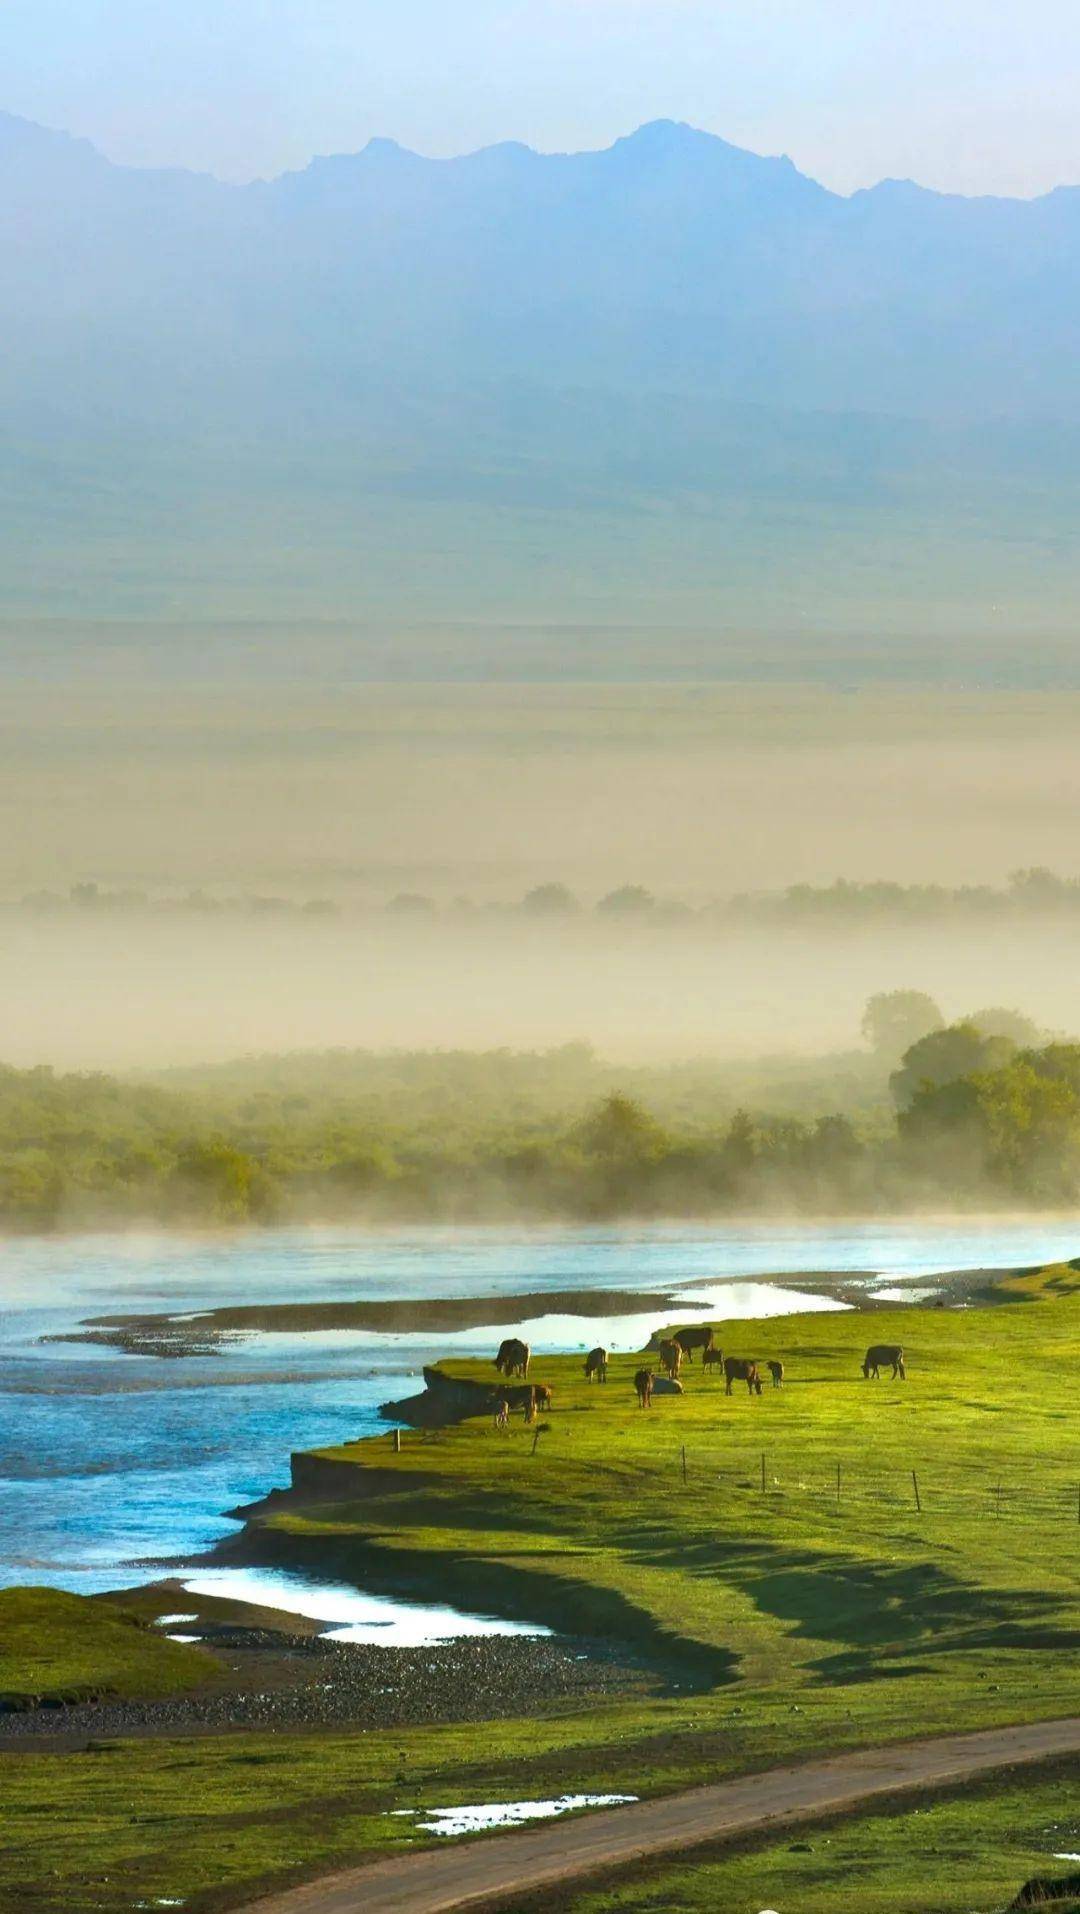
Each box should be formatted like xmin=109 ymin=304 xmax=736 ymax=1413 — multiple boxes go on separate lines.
xmin=4 ymin=1030 xmax=1080 ymax=1228
xmin=967 ymin=1005 xmax=1043 ymax=1047
xmin=521 ymin=884 xmax=579 ymax=916
xmin=596 ymin=885 xmax=655 ymax=916
xmin=862 ymin=990 xmax=944 ymax=1060
xmin=387 ymin=893 xmax=435 ymax=914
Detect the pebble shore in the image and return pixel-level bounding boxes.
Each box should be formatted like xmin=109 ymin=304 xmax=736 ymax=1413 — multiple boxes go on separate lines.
xmin=0 ymin=1627 xmax=648 ymax=1747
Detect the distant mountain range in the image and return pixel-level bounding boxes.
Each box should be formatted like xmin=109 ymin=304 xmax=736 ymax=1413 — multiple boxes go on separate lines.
xmin=3 ymin=113 xmax=1080 ymax=659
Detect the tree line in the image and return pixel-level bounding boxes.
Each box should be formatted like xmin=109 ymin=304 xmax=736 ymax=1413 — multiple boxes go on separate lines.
xmin=2 ymin=999 xmax=1079 ymax=1228
xmin=10 ymin=866 xmax=1080 ymax=927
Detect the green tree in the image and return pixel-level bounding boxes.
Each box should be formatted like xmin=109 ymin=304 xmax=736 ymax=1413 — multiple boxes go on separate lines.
xmin=900 ymin=1056 xmax=1080 ymax=1202
xmin=890 ymin=1022 xmax=1015 ymax=1112
xmin=577 ymin=1094 xmax=666 ymax=1161
xmin=169 ymin=1139 xmax=274 ymax=1222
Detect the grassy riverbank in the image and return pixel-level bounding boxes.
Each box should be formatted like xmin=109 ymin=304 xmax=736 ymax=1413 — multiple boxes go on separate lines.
xmin=245 ymin=1277 xmax=1080 ymax=1728
xmin=1 ymin=1277 xmax=1076 ymax=1912
xmin=0 ymin=1588 xmax=218 ymax=1708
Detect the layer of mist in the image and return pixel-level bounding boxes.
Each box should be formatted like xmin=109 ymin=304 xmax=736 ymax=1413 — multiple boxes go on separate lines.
xmin=4 ymin=681 xmax=1080 ymax=1068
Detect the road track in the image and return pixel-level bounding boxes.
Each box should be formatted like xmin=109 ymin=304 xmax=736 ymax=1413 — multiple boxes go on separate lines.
xmin=246 ymin=1714 xmax=1080 ymax=1914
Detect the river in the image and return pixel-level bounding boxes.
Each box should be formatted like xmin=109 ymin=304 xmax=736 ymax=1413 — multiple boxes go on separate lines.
xmin=1 ymin=1218 xmax=1076 ymax=1596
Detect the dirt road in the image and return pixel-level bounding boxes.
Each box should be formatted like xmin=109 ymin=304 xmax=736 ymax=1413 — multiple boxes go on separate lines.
xmin=247 ymin=1715 xmax=1080 ymax=1914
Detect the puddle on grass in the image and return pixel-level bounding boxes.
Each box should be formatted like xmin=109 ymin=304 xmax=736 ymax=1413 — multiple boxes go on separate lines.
xmin=166 ymin=1633 xmax=201 ymax=1643
xmin=154 ymin=1613 xmax=197 ymax=1626
xmin=1054 ymin=1853 xmax=1080 ymax=1862
xmin=181 ymin=1565 xmax=551 ymax=1646
xmin=393 ymin=1793 xmax=637 ymax=1835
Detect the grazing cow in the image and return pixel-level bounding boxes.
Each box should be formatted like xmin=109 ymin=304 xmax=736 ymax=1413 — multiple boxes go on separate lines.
xmin=702 ymin=1346 xmax=725 ymax=1376
xmin=531 ymin=1383 xmax=554 ymax=1414
xmin=584 ymin=1346 xmax=608 ymax=1383
xmin=767 ymin=1360 xmax=785 ymax=1388
xmin=863 ymin=1344 xmax=906 ymax=1381
xmin=673 ymin=1326 xmax=714 ymax=1364
xmin=724 ymin=1357 xmax=763 ymax=1396
xmin=658 ymin=1338 xmax=683 ymax=1380
xmin=493 ymin=1397 xmax=510 ymax=1430
xmin=634 ymin=1367 xmax=654 ymax=1408
xmin=494 ymin=1337 xmax=531 ymax=1379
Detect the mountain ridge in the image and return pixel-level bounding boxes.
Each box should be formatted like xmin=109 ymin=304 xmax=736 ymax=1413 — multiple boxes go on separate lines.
xmin=4 ymin=107 xmax=1079 ymax=205
xmin=3 ymin=108 xmax=1080 ymax=639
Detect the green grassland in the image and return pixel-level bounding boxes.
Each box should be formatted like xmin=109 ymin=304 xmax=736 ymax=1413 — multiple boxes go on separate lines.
xmin=0 ymin=1587 xmax=219 ymax=1708
xmin=0 ymin=1284 xmax=1076 ymax=1913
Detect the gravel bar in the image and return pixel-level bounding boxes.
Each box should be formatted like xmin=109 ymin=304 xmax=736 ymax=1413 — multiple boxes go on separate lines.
xmin=0 ymin=1629 xmax=650 ymax=1747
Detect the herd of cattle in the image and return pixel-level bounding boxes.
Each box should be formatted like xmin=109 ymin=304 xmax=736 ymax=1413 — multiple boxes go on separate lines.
xmin=492 ymin=1331 xmax=906 ymax=1417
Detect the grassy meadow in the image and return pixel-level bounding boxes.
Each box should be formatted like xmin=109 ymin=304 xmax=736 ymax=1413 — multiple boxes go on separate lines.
xmin=253 ymin=1274 xmax=1080 ymax=1726
xmin=0 ymin=1276 xmax=1076 ymax=1913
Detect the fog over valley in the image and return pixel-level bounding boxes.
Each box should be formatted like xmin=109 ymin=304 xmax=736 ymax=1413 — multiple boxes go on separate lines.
xmin=3 ymin=676 xmax=1080 ymax=1067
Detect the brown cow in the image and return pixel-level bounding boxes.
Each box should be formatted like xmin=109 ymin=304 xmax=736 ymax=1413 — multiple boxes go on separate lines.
xmin=724 ymin=1357 xmax=763 ymax=1396
xmin=673 ymin=1326 xmax=714 ymax=1363
xmin=634 ymin=1367 xmax=654 ymax=1408
xmin=531 ymin=1383 xmax=554 ymax=1414
xmin=702 ymin=1346 xmax=725 ymax=1376
xmin=500 ymin=1382 xmax=537 ymax=1415
xmin=658 ymin=1338 xmax=683 ymax=1380
xmin=494 ymin=1338 xmax=530 ymax=1379
xmin=584 ymin=1347 xmax=608 ymax=1383
xmin=767 ymin=1360 xmax=785 ymax=1388
xmin=863 ymin=1344 xmax=906 ymax=1380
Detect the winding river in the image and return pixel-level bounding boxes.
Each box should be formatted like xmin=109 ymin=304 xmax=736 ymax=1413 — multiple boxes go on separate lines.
xmin=1 ymin=1217 xmax=1077 ymax=1599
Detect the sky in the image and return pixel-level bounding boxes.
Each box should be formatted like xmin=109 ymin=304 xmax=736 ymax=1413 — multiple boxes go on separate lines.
xmin=2 ymin=0 xmax=1080 ymax=196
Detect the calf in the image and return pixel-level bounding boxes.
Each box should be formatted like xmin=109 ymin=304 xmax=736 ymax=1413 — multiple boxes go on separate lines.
xmin=702 ymin=1346 xmax=725 ymax=1376
xmin=767 ymin=1360 xmax=785 ymax=1388
xmin=658 ymin=1337 xmax=683 ymax=1380
xmin=634 ymin=1367 xmax=654 ymax=1409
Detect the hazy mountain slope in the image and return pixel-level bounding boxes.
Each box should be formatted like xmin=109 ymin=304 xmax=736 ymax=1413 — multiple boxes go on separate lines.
xmin=2 ymin=114 xmax=1080 ymax=644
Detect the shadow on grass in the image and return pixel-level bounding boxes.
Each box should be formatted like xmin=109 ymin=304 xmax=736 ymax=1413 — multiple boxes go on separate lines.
xmin=630 ymin=1533 xmax=1074 ymax=1682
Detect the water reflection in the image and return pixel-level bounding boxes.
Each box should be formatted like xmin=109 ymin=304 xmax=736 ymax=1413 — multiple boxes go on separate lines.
xmin=182 ymin=1565 xmax=551 ymax=1645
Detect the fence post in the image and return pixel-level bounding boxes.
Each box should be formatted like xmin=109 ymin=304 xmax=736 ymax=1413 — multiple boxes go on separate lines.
xmin=761 ymin=1453 xmax=767 ymax=1495
xmin=912 ymin=1469 xmax=922 ymax=1513
xmin=392 ymin=1428 xmax=402 ymax=1454
xmin=681 ymin=1445 xmax=688 ymax=1485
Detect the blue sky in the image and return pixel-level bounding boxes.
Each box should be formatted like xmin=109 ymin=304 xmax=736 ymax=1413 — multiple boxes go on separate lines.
xmin=3 ymin=0 xmax=1079 ymax=196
